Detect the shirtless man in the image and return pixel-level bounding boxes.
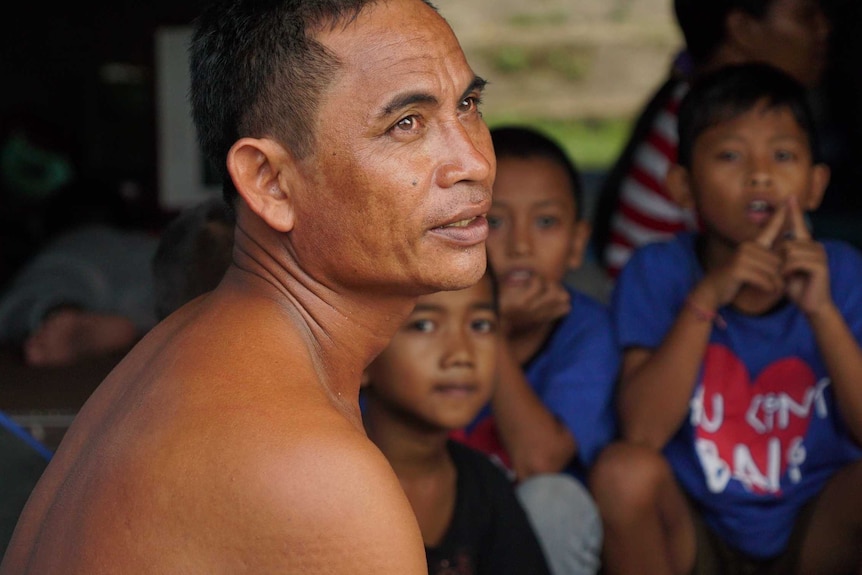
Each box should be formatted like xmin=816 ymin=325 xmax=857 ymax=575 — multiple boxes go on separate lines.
xmin=0 ymin=0 xmax=494 ymax=572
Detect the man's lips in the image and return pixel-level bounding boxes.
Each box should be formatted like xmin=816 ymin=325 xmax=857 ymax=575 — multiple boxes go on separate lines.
xmin=439 ymin=216 xmax=478 ymax=229
xmin=430 ymin=215 xmax=489 ymax=244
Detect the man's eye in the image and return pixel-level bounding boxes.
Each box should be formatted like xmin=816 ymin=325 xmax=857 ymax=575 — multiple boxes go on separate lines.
xmin=458 ymin=95 xmax=482 ymax=115
xmin=393 ymin=115 xmax=419 ymax=132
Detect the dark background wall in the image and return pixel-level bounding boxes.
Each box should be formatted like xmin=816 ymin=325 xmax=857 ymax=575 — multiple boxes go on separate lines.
xmin=0 ymin=2 xmax=205 ymax=285
xmin=0 ymin=0 xmax=860 ymax=288
xmin=0 ymin=1 xmax=204 ymax=213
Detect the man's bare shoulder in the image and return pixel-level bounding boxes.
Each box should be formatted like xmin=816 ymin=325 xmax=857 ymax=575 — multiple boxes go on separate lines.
xmin=201 ymin=421 xmax=428 ymax=573
xmin=140 ymin=314 xmax=426 ymax=572
xmin=5 ymin=293 xmax=428 ymax=573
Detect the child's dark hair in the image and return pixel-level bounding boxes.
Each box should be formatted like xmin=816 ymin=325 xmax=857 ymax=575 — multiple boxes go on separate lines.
xmin=677 ymin=62 xmax=821 ymax=168
xmin=673 ymin=0 xmax=776 ymax=67
xmin=490 ymin=125 xmax=583 ymax=219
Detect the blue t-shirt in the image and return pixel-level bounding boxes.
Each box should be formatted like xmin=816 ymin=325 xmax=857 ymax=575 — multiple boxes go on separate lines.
xmin=613 ymin=232 xmax=862 ymax=558
xmin=457 ymin=286 xmax=620 ymax=483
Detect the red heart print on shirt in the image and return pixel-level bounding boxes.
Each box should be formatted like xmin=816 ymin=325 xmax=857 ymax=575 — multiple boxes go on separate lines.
xmin=693 ymin=345 xmax=820 ymax=495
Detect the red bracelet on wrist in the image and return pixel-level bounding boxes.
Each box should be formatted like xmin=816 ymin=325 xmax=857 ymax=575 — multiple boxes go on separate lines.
xmin=684 ymin=298 xmax=726 ymax=330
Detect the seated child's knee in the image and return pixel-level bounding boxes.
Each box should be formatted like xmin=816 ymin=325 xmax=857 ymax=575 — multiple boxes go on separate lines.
xmin=589 ymin=442 xmax=669 ymax=508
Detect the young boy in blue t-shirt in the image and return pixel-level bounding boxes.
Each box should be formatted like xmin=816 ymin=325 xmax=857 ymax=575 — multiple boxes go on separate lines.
xmin=453 ymin=125 xmax=620 ymax=575
xmin=592 ymin=62 xmax=862 ymax=574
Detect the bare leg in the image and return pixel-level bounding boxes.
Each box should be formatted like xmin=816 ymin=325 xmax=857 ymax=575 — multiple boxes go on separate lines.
xmin=23 ymin=309 xmax=138 ymax=367
xmin=797 ymin=460 xmax=862 ymax=575
xmin=589 ymin=442 xmax=697 ymax=575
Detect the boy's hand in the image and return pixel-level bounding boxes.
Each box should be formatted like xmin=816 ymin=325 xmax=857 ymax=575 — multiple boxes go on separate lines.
xmin=499 ymin=275 xmax=570 ymax=335
xmin=778 ymin=196 xmax=831 ymax=316
xmin=698 ymin=203 xmax=787 ymax=309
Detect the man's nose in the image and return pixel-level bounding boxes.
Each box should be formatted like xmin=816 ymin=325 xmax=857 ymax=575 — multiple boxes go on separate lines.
xmin=435 ymin=121 xmax=493 ymax=189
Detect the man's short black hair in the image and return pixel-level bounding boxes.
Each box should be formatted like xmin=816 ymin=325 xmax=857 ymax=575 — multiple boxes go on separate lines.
xmin=676 ymin=62 xmax=821 ymax=169
xmin=189 ymin=0 xmax=438 ymax=207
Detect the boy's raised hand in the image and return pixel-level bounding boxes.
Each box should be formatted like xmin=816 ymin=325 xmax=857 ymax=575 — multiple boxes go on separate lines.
xmin=779 ymin=196 xmax=831 ymax=315
xmin=498 ymin=275 xmax=570 ymax=336
xmin=699 ymin=203 xmax=788 ymax=308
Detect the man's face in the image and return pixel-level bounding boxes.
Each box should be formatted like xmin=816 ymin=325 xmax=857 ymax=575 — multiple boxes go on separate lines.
xmin=291 ymin=0 xmax=495 ymax=296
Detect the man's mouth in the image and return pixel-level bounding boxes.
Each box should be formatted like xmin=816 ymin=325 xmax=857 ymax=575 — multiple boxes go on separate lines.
xmin=429 ymin=212 xmax=488 ymax=246
xmin=440 ymin=217 xmax=476 ymax=229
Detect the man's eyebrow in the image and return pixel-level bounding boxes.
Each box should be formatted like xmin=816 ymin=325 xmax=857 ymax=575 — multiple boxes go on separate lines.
xmin=461 ymin=76 xmax=488 ymax=102
xmin=377 ymin=76 xmax=489 ymax=120
xmin=379 ymin=92 xmax=438 ymax=119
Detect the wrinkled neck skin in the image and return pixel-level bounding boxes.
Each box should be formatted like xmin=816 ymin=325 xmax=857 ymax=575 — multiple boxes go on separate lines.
xmin=227 ymin=207 xmax=417 ymax=406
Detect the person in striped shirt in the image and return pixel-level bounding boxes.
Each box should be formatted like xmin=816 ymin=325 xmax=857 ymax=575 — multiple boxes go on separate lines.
xmin=592 ymin=0 xmax=831 ymax=278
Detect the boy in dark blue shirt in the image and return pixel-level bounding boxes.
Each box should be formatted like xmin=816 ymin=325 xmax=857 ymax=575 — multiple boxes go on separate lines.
xmin=592 ymin=62 xmax=862 ymax=575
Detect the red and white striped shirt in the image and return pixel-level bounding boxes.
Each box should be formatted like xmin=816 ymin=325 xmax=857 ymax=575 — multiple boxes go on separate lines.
xmin=603 ymin=81 xmax=699 ymax=277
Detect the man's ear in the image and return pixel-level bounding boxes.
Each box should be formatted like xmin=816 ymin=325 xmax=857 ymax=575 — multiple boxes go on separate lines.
xmin=804 ymin=163 xmax=831 ymax=212
xmin=666 ymin=164 xmax=695 ymax=210
xmin=567 ymin=219 xmax=592 ymax=271
xmin=227 ymin=137 xmax=299 ymax=233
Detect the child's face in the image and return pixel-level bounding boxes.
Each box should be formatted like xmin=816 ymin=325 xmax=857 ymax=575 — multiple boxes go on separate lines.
xmin=486 ymin=155 xmax=589 ymax=288
xmin=669 ymin=100 xmax=829 ymax=248
xmin=363 ymin=275 xmax=497 ymax=431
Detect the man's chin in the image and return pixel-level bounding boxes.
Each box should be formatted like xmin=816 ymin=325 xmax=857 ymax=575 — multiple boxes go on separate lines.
xmin=436 ymin=256 xmax=487 ymax=292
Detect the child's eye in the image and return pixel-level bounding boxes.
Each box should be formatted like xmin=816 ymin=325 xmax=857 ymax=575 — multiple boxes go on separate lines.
xmin=774 ymin=150 xmax=796 ymax=162
xmin=470 ymin=317 xmax=497 ymax=334
xmin=536 ymin=215 xmax=559 ymax=229
xmin=717 ymin=150 xmax=740 ymax=161
xmin=487 ymin=215 xmax=504 ymax=229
